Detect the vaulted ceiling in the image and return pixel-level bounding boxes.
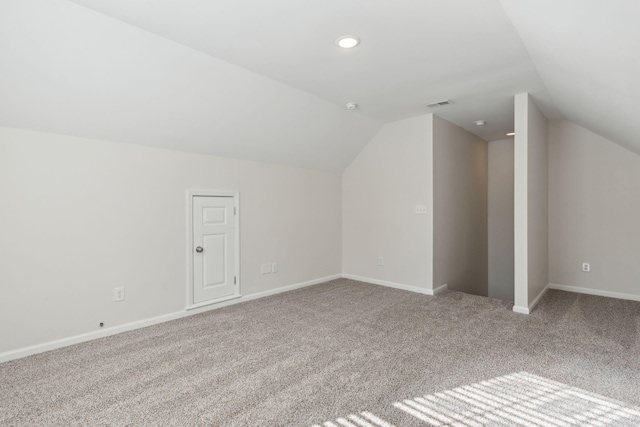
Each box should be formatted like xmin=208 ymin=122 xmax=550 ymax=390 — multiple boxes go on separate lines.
xmin=1 ymin=0 xmax=637 ymax=171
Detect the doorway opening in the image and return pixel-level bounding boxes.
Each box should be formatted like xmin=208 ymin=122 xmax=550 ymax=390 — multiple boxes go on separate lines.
xmin=487 ymin=137 xmax=515 ymax=301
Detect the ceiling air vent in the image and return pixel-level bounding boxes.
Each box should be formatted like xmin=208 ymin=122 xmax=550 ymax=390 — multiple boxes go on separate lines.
xmin=427 ymin=99 xmax=453 ymax=108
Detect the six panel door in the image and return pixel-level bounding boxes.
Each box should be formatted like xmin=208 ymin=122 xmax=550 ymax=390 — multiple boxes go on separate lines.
xmin=193 ymin=196 xmax=236 ymax=304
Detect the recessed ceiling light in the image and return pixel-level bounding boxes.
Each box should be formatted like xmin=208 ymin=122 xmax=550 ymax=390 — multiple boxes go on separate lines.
xmin=506 ymin=132 xmax=515 ymax=136
xmin=475 ymin=120 xmax=486 ymax=126
xmin=345 ymin=102 xmax=358 ymax=110
xmin=336 ymin=35 xmax=360 ymax=49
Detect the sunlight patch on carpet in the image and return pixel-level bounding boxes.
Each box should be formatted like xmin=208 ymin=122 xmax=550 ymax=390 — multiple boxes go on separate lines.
xmin=313 ymin=372 xmax=640 ymax=426
xmin=311 ymin=411 xmax=395 ymax=427
xmin=396 ymin=372 xmax=640 ymax=426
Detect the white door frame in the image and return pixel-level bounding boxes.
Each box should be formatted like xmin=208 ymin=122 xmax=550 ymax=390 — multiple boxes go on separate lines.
xmin=186 ymin=190 xmax=240 ymax=309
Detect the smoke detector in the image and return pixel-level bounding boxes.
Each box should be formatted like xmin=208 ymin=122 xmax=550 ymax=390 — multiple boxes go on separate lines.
xmin=345 ymin=102 xmax=358 ymax=110
xmin=427 ymin=100 xmax=453 ymax=108
xmin=475 ymin=120 xmax=486 ymax=126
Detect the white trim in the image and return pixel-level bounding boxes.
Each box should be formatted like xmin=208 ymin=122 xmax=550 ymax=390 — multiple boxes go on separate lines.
xmin=426 ymin=113 xmax=435 ymax=293
xmin=433 ymin=283 xmax=449 ymax=295
xmin=186 ymin=294 xmax=241 ymax=311
xmin=528 ymin=283 xmax=549 ymax=312
xmin=234 ymin=274 xmax=341 ymax=302
xmin=548 ymin=283 xmax=640 ymax=302
xmin=0 ymin=274 xmax=340 ymax=364
xmin=187 ymin=190 xmax=240 ymax=307
xmin=513 ymin=93 xmax=529 ymax=311
xmin=342 ymin=274 xmax=438 ymax=296
xmin=513 ymin=283 xmax=549 ymax=315
xmin=512 ymin=305 xmax=530 ymax=315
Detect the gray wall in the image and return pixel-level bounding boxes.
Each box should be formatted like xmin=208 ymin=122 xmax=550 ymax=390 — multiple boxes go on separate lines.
xmin=342 ymin=115 xmax=433 ymax=290
xmin=0 ymin=127 xmax=342 ymax=355
xmin=488 ymin=139 xmax=514 ymax=301
xmin=433 ymin=116 xmax=488 ymax=296
xmin=549 ymin=119 xmax=640 ymax=297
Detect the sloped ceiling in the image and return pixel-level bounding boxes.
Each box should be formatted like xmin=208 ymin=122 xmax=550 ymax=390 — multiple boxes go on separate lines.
xmin=501 ymin=0 xmax=640 ymax=157
xmin=0 ymin=0 xmax=381 ymax=171
xmin=1 ymin=0 xmax=638 ymax=170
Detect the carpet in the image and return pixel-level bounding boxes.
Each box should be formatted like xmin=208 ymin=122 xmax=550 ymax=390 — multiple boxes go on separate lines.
xmin=317 ymin=372 xmax=640 ymax=426
xmin=1 ymin=279 xmax=639 ymax=426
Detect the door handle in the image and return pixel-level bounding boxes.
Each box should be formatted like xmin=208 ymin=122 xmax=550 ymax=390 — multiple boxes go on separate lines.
xmin=195 ymin=246 xmax=204 ymax=253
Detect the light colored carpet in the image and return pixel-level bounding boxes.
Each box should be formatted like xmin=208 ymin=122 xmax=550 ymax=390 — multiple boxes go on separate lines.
xmin=318 ymin=372 xmax=640 ymax=426
xmin=1 ymin=279 xmax=639 ymax=426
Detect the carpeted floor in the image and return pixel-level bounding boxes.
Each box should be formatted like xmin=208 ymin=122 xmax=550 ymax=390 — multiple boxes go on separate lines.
xmin=1 ymin=278 xmax=639 ymax=426
xmin=318 ymin=371 xmax=640 ymax=426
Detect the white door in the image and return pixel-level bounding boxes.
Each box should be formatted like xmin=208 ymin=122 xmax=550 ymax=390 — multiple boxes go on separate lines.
xmin=192 ymin=196 xmax=237 ymax=304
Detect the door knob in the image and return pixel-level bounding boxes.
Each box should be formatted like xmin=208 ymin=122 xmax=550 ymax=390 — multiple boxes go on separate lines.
xmin=195 ymin=246 xmax=204 ymax=253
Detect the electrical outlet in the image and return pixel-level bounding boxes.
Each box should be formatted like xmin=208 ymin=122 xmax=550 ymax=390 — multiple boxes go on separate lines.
xmin=271 ymin=262 xmax=278 ymax=273
xmin=114 ymin=287 xmax=125 ymax=302
xmin=378 ymin=257 xmax=384 ymax=266
xmin=582 ymin=263 xmax=590 ymax=272
xmin=415 ymin=205 xmax=428 ymax=215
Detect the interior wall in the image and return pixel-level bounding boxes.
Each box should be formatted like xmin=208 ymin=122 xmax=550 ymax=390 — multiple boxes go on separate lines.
xmin=433 ymin=116 xmax=488 ymax=296
xmin=0 ymin=127 xmax=342 ymax=354
xmin=548 ymin=119 xmax=640 ymax=297
xmin=342 ymin=115 xmax=433 ymax=291
xmin=513 ymin=93 xmax=548 ymax=312
xmin=487 ymin=138 xmax=514 ymax=301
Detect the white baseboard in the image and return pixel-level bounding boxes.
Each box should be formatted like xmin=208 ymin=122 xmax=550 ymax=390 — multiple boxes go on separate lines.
xmin=232 ymin=274 xmax=342 ymax=302
xmin=433 ymin=283 xmax=449 ymax=295
xmin=341 ymin=274 xmax=444 ymax=296
xmin=513 ymin=283 xmax=550 ymax=315
xmin=548 ymin=283 xmax=640 ymax=302
xmin=529 ymin=283 xmax=550 ymax=313
xmin=512 ymin=305 xmax=530 ymax=315
xmin=0 ymin=274 xmax=341 ymax=364
xmin=513 ymin=281 xmax=640 ymax=315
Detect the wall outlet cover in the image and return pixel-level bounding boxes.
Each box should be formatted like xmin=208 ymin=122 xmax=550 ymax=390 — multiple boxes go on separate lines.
xmin=114 ymin=287 xmax=125 ymax=302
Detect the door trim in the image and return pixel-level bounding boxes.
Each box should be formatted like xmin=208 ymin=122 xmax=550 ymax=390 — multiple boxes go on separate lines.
xmin=186 ymin=190 xmax=240 ymax=308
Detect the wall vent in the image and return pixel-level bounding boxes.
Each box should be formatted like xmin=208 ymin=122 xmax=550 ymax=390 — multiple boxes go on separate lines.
xmin=427 ymin=99 xmax=453 ymax=108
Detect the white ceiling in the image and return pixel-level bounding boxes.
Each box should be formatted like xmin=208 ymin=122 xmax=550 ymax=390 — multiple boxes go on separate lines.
xmin=501 ymin=0 xmax=640 ymax=157
xmin=1 ymin=0 xmax=638 ymax=170
xmin=0 ymin=0 xmax=380 ymax=171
